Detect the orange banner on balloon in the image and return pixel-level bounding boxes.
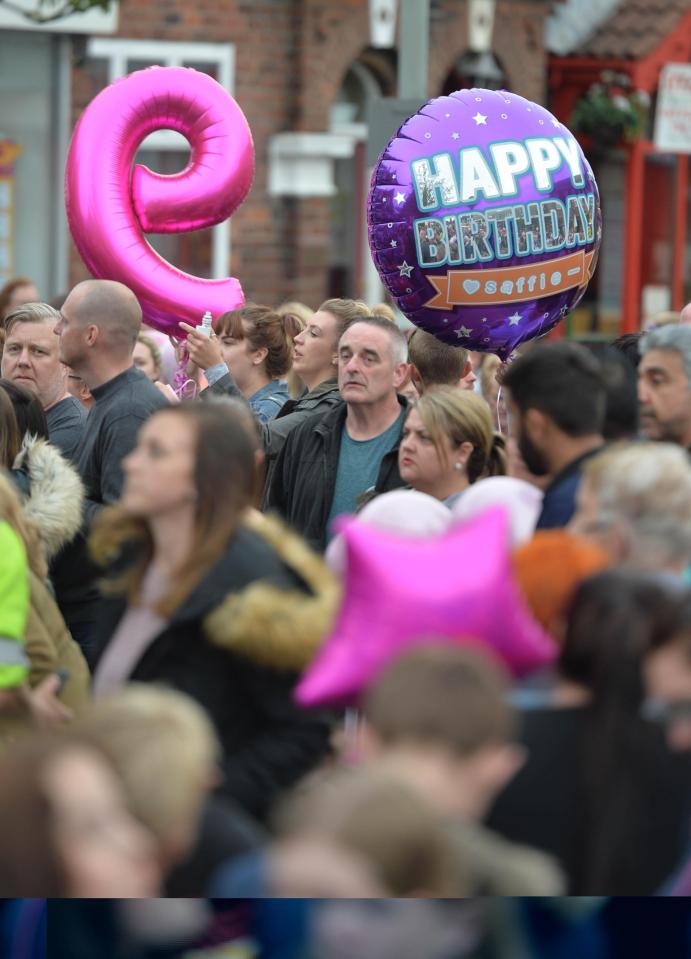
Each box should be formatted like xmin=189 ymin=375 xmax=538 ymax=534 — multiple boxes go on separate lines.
xmin=425 ymin=250 xmax=596 ymax=310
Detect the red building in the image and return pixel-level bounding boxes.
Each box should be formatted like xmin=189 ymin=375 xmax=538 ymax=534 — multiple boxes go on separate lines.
xmin=1 ymin=0 xmax=554 ymax=310
xmin=549 ymin=0 xmax=691 ymax=336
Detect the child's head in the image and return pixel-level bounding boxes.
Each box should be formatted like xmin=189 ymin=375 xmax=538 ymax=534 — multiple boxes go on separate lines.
xmin=362 ymin=644 xmax=523 ymax=818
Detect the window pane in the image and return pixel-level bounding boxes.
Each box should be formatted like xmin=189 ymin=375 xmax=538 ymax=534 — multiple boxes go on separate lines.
xmin=182 ymin=60 xmax=219 ymax=82
xmin=127 ymin=58 xmax=163 ymax=73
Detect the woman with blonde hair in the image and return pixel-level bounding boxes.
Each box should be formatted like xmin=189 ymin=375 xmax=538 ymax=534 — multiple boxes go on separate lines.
xmin=277 ymin=301 xmax=312 ymax=400
xmin=398 ymin=387 xmax=506 ymax=507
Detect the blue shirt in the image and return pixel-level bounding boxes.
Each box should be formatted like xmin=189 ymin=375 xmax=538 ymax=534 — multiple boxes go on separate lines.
xmin=248 ymin=380 xmax=290 ymax=424
xmin=327 ymin=408 xmax=406 ymax=537
xmin=205 ymin=363 xmax=289 ymax=424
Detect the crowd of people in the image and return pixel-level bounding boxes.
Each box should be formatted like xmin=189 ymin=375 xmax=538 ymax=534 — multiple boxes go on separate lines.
xmin=1 ymin=271 xmax=691 ymax=910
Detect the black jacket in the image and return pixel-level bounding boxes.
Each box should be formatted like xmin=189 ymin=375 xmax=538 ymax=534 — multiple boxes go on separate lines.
xmin=265 ymin=398 xmax=407 ymax=552
xmin=203 ymin=373 xmax=342 ymax=497
xmin=92 ymin=515 xmax=339 ymax=823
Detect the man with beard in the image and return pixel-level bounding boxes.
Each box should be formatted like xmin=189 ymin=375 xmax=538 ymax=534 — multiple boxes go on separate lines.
xmin=638 ymin=324 xmax=691 ymax=449
xmin=502 ymin=342 xmax=605 ymax=530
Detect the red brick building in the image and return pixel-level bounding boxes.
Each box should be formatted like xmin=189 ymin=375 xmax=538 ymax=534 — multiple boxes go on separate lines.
xmin=1 ymin=0 xmax=553 ymax=310
xmin=548 ymin=0 xmax=691 ymax=337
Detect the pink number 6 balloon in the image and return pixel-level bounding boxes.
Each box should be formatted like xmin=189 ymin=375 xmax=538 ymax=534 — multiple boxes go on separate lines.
xmin=65 ymin=66 xmax=254 ymax=335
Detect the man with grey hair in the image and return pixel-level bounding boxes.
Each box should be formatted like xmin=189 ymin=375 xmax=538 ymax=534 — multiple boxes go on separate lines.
xmin=570 ymin=442 xmax=691 ymax=574
xmin=267 ymin=316 xmax=409 ymax=551
xmin=1 ymin=302 xmax=86 ymax=460
xmin=638 ymin=324 xmax=691 ymax=449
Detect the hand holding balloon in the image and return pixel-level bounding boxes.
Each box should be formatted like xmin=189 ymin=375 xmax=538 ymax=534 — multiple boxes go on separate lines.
xmin=65 ymin=67 xmax=255 ymax=336
xmin=179 ymin=320 xmax=224 ymax=371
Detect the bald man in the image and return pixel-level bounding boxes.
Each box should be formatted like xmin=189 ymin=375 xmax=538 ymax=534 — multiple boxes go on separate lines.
xmin=52 ymin=280 xmax=168 ymax=659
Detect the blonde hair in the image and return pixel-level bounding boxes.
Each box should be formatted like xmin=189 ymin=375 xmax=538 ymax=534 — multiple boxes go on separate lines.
xmin=318 ymin=298 xmax=372 ymax=338
xmin=582 ymin=442 xmax=691 ymax=567
xmin=371 ymin=303 xmax=397 ymax=324
xmin=276 ymin=768 xmax=462 ymax=896
xmin=75 ymin=685 xmax=220 ymax=851
xmin=136 ymin=333 xmax=162 ymax=371
xmin=480 ymin=354 xmax=502 ymax=400
xmin=414 ymin=386 xmax=506 ymax=482
xmin=0 ymin=470 xmax=46 ymax=579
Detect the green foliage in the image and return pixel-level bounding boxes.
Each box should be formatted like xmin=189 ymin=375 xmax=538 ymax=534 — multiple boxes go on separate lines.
xmin=1 ymin=0 xmax=112 ymax=23
xmin=571 ymin=71 xmax=650 ymax=146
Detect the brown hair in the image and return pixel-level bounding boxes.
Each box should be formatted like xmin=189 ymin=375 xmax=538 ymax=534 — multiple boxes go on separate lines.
xmin=0 ymin=277 xmax=35 ymax=323
xmin=408 ymin=328 xmax=468 ymax=389
xmin=277 ymin=767 xmax=462 ymax=895
xmin=0 ymin=732 xmax=117 ymax=896
xmin=215 ymin=303 xmax=295 ymax=380
xmin=413 ymin=386 xmax=506 ymax=482
xmin=90 ymin=402 xmax=256 ymax=616
xmin=0 ymin=385 xmax=21 ymax=469
xmin=364 ymin=645 xmax=515 ymax=756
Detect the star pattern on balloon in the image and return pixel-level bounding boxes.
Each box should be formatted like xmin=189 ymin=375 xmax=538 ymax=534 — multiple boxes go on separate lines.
xmin=456 ymin=325 xmax=472 ymax=338
xmin=394 ymin=190 xmax=406 ymax=204
xmin=451 ymin=132 xmax=460 ymax=140
xmin=398 ymin=260 xmax=413 ymax=277
xmin=295 ymin=509 xmax=556 ymax=708
xmin=472 ymin=112 xmax=488 ymax=125
xmin=389 ymin=239 xmax=398 ymax=248
xmin=508 ymin=311 xmax=522 ymax=326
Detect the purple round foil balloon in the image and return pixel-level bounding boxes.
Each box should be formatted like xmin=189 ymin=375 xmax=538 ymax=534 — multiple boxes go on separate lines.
xmin=367 ymin=89 xmax=601 ymax=359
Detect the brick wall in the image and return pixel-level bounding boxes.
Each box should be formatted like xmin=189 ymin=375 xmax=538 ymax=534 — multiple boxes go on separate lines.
xmin=68 ymin=0 xmax=551 ymax=311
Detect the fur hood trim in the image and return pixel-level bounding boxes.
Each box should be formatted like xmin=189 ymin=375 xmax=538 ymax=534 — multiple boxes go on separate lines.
xmin=15 ymin=435 xmax=85 ymax=562
xmin=203 ymin=512 xmax=341 ymax=671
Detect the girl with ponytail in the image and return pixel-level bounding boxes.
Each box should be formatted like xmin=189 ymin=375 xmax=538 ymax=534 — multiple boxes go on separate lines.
xmin=184 ymin=303 xmax=297 ymax=423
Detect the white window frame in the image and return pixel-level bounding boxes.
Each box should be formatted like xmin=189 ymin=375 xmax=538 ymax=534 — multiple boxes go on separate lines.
xmin=86 ymin=38 xmax=235 ymax=280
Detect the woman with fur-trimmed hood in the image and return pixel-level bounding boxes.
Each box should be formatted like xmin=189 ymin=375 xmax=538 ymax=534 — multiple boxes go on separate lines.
xmin=89 ymin=402 xmax=339 ymax=823
xmin=0 ymin=381 xmax=83 ymax=565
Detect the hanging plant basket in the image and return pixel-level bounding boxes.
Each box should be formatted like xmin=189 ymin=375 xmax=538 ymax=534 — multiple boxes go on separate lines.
xmin=571 ymin=71 xmax=650 ymax=149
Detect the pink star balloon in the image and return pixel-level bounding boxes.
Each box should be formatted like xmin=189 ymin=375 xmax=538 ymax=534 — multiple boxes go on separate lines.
xmin=296 ymin=508 xmax=556 ymax=708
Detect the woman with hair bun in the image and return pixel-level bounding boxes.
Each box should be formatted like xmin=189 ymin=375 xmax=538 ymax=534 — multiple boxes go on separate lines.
xmin=182 ymin=304 xmax=295 ymax=423
xmin=398 ymin=387 xmax=506 ymax=508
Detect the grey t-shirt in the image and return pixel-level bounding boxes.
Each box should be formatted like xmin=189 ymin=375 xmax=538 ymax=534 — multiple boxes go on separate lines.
xmin=46 ymin=394 xmax=87 ymax=463
xmin=327 ymin=408 xmax=405 ymax=538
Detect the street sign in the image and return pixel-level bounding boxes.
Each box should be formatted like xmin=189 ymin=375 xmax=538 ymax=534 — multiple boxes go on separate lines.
xmin=654 ymin=63 xmax=691 ymax=154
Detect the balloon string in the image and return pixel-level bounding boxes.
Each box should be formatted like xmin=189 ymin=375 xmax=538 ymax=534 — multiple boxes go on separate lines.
xmin=171 ymin=338 xmax=198 ymax=399
xmin=496 ymin=384 xmax=504 ymax=434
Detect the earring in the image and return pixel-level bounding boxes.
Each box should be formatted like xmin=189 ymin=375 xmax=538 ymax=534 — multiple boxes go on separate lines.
xmin=453 ymin=462 xmax=464 ymax=472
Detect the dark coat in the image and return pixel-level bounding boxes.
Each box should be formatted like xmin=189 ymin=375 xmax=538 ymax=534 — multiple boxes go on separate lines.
xmin=265 ymin=398 xmax=407 ymax=552
xmin=203 ymin=373 xmax=342 ymax=497
xmin=92 ymin=515 xmax=340 ymax=823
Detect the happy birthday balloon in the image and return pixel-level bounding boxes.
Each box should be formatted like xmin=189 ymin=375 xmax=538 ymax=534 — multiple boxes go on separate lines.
xmin=296 ymin=508 xmax=556 ymax=709
xmin=368 ymin=89 xmax=601 ymax=359
xmin=65 ymin=66 xmax=254 ymax=335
